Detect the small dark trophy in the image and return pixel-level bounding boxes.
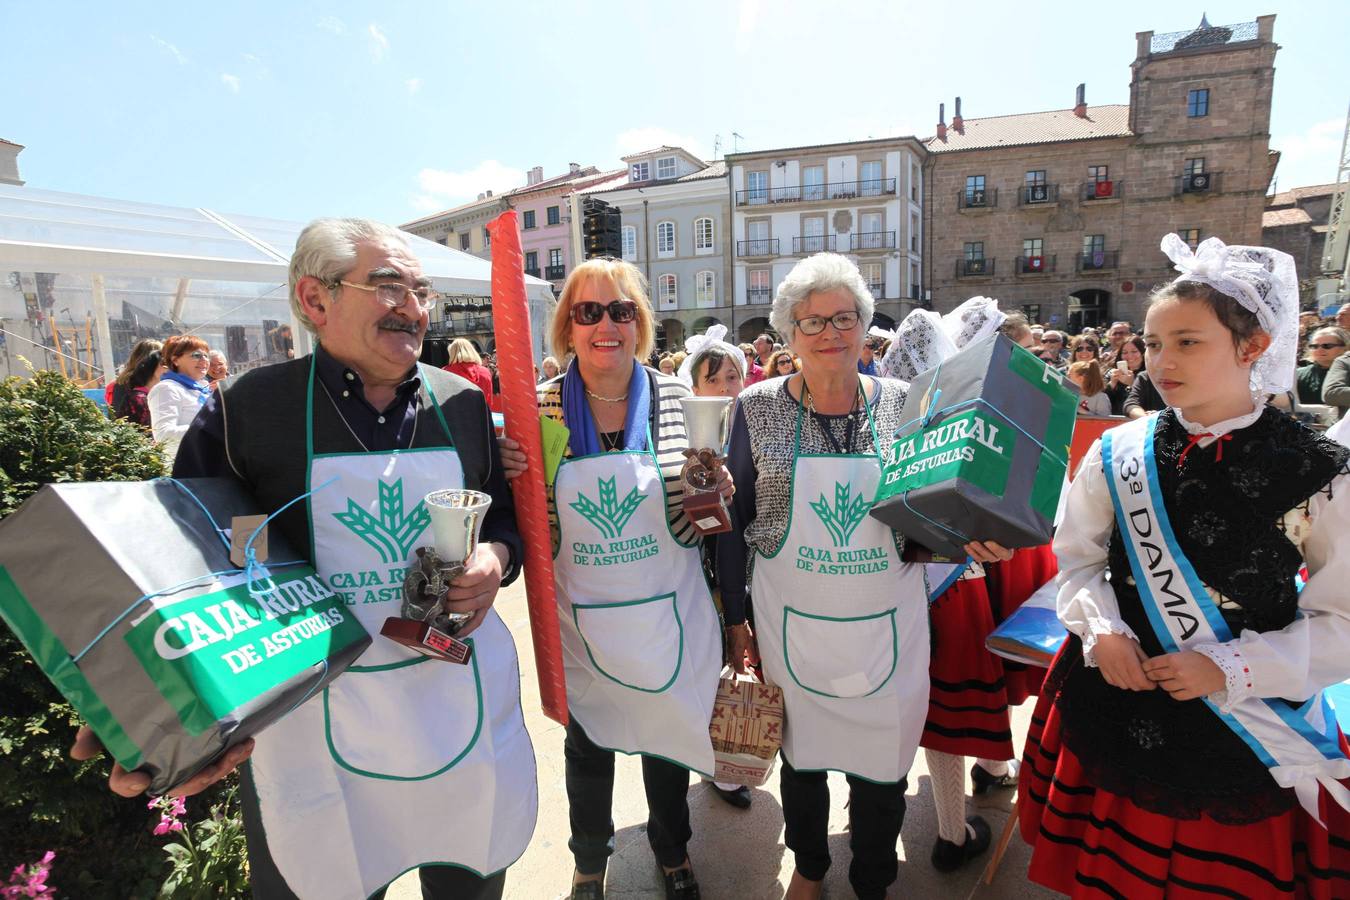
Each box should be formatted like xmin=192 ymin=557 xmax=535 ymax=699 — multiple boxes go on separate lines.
xmin=381 ymin=489 xmax=491 ymax=664
xmin=679 ymin=396 xmax=733 ymax=535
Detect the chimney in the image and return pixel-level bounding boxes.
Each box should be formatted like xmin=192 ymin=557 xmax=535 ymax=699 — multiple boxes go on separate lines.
xmin=1074 ymin=83 xmax=1087 ymax=118
xmin=477 ymin=192 xmax=485 ymax=201
xmin=936 ymin=102 xmax=947 ymax=141
xmin=952 ymin=97 xmax=963 ymax=133
xmin=527 ymin=166 xmax=543 ymax=186
xmin=485 ymin=189 xmax=492 ymax=198
xmin=569 ymin=162 xmax=580 ymax=175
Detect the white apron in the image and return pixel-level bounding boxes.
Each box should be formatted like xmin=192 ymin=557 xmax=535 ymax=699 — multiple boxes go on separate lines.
xmin=248 ymin=360 xmax=537 ymax=899
xmin=752 ymin=387 xmax=929 ymax=783
xmin=552 ymin=427 xmax=721 ymax=774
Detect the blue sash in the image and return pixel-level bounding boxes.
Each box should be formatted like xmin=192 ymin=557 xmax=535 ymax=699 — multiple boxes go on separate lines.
xmin=1101 ymin=414 xmax=1350 ymax=824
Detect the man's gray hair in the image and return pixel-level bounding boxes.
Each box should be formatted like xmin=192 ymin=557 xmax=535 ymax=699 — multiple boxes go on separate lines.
xmin=769 ymin=253 xmax=875 ymax=339
xmin=289 ymin=218 xmax=411 ymax=333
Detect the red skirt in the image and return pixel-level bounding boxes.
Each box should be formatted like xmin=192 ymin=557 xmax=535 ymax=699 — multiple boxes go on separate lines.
xmin=921 ymin=577 xmax=1014 ymax=759
xmin=1020 ymin=648 xmax=1350 ymax=899
xmin=987 ymin=543 xmax=1059 ymax=705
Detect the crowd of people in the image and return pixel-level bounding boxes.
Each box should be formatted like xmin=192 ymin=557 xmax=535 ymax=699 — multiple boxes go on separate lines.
xmin=65 ymin=216 xmax=1350 ymax=900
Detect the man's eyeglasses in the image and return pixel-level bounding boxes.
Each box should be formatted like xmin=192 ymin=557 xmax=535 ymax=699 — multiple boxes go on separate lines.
xmin=793 ymin=310 xmax=861 ymax=336
xmin=337 ymin=280 xmax=438 ymax=311
xmin=570 ymin=299 xmax=638 ymax=326
xmin=1309 ymin=342 xmax=1345 ymax=350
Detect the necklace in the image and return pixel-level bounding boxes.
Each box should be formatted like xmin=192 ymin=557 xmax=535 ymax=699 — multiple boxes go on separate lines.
xmin=586 ymin=388 xmax=629 ymax=403
xmin=318 ymin=379 xmax=419 ymax=452
xmin=600 ymin=429 xmax=625 ymax=452
xmin=801 ymin=379 xmax=866 ymax=455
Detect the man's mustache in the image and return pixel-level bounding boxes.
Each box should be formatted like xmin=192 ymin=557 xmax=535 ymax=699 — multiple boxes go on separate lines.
xmin=377 ymin=316 xmax=421 ymax=335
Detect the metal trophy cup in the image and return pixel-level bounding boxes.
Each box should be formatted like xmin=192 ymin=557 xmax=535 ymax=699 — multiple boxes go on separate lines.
xmin=680 ymin=396 xmax=733 ymax=535
xmin=380 ymin=489 xmax=492 ymax=664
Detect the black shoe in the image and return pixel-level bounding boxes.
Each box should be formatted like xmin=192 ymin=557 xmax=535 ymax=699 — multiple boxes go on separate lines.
xmin=970 ymin=761 xmax=1018 ymax=796
xmin=658 ymin=863 xmax=701 ymax=899
xmin=711 ymin=783 xmax=752 ymax=809
xmin=569 ymin=877 xmax=604 ymax=900
xmin=931 ymin=815 xmax=992 ymax=872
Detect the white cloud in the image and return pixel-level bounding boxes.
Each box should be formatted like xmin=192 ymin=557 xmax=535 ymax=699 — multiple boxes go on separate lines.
xmin=615 ymin=126 xmax=709 ymax=162
xmin=1273 ymin=118 xmax=1344 ymax=188
xmin=737 ymin=0 xmax=761 ymax=35
xmin=409 ymin=194 xmax=444 ymax=213
xmin=406 ymin=78 xmax=422 ymax=95
xmin=368 ymin=23 xmax=389 ymax=62
xmin=221 ymin=73 xmax=241 ymax=93
xmin=317 ymin=16 xmax=347 ymax=35
xmin=150 ymin=34 xmax=188 ymax=65
xmin=414 ymin=160 xmax=526 ymax=210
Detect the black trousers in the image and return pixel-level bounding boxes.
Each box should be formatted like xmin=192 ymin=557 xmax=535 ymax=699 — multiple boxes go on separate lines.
xmin=240 ymin=764 xmax=507 ymax=899
xmin=779 ymin=757 xmax=908 ymax=900
xmin=564 ymin=717 xmax=693 ymax=874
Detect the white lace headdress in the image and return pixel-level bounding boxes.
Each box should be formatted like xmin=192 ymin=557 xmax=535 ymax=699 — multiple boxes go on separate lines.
xmin=1160 ymin=234 xmax=1299 ymax=395
xmin=878 ymin=296 xmax=1007 ymax=381
xmin=676 ymin=324 xmax=747 ymax=387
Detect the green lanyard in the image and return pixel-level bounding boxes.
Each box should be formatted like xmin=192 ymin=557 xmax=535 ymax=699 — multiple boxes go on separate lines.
xmin=791 ymin=375 xmax=881 ymax=458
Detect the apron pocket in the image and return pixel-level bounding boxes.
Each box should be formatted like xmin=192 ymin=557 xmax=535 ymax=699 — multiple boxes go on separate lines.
xmin=782 ymin=606 xmax=898 ymax=699
xmin=324 ymin=649 xmax=484 ymax=780
xmin=573 ymin=592 xmax=684 ymax=693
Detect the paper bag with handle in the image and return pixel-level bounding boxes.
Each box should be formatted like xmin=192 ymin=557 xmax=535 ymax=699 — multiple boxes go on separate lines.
xmin=708 ymin=665 xmax=783 ymax=787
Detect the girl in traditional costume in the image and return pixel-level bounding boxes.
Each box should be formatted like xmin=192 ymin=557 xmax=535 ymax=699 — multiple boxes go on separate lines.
xmin=1020 ymin=234 xmax=1350 ymax=897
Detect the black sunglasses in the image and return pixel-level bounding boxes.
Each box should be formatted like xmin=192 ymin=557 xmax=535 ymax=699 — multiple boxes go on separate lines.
xmin=1308 ymin=342 xmax=1345 ymax=350
xmin=570 ymin=299 xmax=638 ymax=326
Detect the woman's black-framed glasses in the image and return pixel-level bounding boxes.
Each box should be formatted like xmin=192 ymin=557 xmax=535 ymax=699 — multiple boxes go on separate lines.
xmin=793 ymin=310 xmax=860 ymax=335
xmin=776 ymin=357 xmax=794 ymax=368
xmin=570 ymin=299 xmax=638 ymax=325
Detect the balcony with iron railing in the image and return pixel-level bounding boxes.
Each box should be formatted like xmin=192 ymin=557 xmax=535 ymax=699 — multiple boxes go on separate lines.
xmin=1016 ymin=255 xmax=1056 ymax=275
xmin=957 ymin=187 xmax=998 ymax=210
xmin=910 ymin=284 xmax=922 ymax=300
xmin=524 ymin=267 xmax=541 ymax=278
xmin=851 ymin=231 xmax=897 ymax=251
xmin=544 ymin=264 xmax=566 ymax=280
xmin=793 ymin=235 xmax=837 ymax=254
xmin=1019 ymin=183 xmax=1060 ymax=206
xmin=737 ymin=238 xmax=780 ymax=257
xmin=1077 ymin=250 xmax=1120 ymax=272
xmin=956 ymin=258 xmax=995 ymax=277
xmin=867 ymin=281 xmax=885 ymax=297
xmin=1175 ymin=171 xmax=1223 ymax=195
xmin=745 ymin=287 xmax=772 ymax=305
xmin=1081 ymin=180 xmax=1123 ymax=202
xmin=735 ymin=178 xmax=897 ymax=206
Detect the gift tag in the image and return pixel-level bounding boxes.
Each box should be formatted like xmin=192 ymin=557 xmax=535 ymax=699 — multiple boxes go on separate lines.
xmin=540 ymin=414 xmax=569 ymax=486
xmin=230 ymin=515 xmax=268 ymax=567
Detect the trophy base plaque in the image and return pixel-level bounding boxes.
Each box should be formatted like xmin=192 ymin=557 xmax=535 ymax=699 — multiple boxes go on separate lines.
xmin=380 ymin=617 xmax=473 ymax=665
xmin=683 ymin=491 xmax=732 ymax=535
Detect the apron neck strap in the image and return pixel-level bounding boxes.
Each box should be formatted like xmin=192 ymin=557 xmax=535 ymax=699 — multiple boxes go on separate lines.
xmin=792 ymin=375 xmax=879 ymax=457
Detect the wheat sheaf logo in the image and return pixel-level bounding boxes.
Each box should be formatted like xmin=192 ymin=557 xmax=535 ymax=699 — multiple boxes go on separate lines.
xmin=333 ymin=478 xmax=431 ymax=564
xmin=809 ymin=481 xmax=870 ymax=547
xmin=570 ymin=476 xmax=647 ymax=539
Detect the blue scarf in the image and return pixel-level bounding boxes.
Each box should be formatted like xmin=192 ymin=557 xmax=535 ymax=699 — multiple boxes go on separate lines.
xmin=562 ymin=360 xmax=651 ymax=457
xmin=161 ymin=369 xmax=211 ymax=405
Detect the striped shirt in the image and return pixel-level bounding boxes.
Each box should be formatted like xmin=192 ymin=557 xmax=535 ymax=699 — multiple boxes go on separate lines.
xmin=538 ymin=368 xmax=697 ymax=555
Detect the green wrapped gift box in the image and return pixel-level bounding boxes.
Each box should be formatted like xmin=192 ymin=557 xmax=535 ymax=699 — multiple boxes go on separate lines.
xmin=871 ymin=334 xmax=1079 ymax=559
xmin=0 ymin=478 xmax=370 ymax=794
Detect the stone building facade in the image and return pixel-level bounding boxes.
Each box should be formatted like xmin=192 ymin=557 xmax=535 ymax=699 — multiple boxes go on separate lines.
xmin=1263 ymin=183 xmax=1338 ymax=303
xmin=401 ymin=191 xmax=507 ymax=260
xmin=924 ymin=14 xmax=1278 ymax=331
xmin=0 ymin=138 xmax=22 ymax=186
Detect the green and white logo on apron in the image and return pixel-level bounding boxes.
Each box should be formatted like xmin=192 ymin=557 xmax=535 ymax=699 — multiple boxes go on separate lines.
xmin=332 ymin=477 xmax=431 ymax=565
xmin=808 ymin=481 xmax=871 ymax=547
xmin=569 ymin=475 xmax=648 ymax=540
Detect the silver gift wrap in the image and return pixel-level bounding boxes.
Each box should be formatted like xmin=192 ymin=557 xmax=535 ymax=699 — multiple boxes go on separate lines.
xmin=0 ymin=478 xmax=370 ymax=795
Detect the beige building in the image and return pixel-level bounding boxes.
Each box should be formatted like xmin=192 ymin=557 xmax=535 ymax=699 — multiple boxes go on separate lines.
xmin=0 ymin=139 xmax=24 ymax=186
xmin=1263 ymin=183 xmax=1339 ymax=304
xmin=923 ymin=14 xmax=1278 ymax=330
xmin=401 ymin=191 xmax=508 ymax=260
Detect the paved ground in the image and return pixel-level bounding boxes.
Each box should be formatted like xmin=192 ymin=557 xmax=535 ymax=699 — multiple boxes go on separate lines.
xmin=390 ymin=580 xmax=1058 ymax=899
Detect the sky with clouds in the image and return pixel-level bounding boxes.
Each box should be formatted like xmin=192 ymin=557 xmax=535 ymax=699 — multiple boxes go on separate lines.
xmin=2 ymin=0 xmax=1346 ymax=227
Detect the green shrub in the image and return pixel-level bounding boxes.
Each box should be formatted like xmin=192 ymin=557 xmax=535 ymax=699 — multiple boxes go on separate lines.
xmin=0 ymin=367 xmax=243 ymax=897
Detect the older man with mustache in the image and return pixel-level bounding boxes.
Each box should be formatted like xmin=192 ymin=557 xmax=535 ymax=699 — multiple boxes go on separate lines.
xmin=80 ymin=218 xmax=536 ymax=900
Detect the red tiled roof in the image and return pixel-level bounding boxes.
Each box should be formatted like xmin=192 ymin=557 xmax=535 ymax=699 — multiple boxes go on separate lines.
xmin=1262 ymin=207 xmax=1312 ymax=228
xmin=925 ymin=105 xmax=1132 ymax=153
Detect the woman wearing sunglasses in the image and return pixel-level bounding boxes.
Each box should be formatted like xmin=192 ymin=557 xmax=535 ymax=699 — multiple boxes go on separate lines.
xmin=717 ymin=254 xmax=1012 ymax=900
xmin=527 ymin=258 xmax=731 ymax=900
xmin=1297 ymin=326 xmax=1350 ymax=407
xmin=148 ymin=333 xmax=213 ymax=466
xmin=767 ymin=348 xmax=798 ymax=377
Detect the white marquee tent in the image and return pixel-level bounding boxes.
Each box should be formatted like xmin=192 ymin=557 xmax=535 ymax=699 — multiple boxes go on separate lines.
xmin=0 ymin=183 xmax=555 ymax=381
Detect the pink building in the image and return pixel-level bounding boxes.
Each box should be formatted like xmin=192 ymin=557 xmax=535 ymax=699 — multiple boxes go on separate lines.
xmin=508 ymin=164 xmax=625 ymax=292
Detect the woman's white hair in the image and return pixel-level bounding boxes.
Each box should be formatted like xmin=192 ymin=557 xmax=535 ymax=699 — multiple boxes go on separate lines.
xmin=289 ymin=218 xmax=412 ymax=333
xmin=769 ymin=253 xmax=875 ymax=339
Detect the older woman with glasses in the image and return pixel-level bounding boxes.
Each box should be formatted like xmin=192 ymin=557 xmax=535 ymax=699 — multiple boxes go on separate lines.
xmin=717 ymin=254 xmax=1011 ymax=900
xmin=516 ymin=258 xmax=730 ymax=900
xmin=148 ymin=334 xmax=214 ymax=466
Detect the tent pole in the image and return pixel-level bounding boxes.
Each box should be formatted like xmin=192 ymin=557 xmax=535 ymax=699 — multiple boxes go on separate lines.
xmin=170 ymin=278 xmax=191 ymax=327
xmin=91 ymin=275 xmax=115 ymax=384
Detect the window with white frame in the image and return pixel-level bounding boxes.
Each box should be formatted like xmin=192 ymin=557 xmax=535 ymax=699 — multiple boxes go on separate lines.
xmin=658 ymin=273 xmax=678 ymax=309
xmin=861 ymin=160 xmax=883 ymax=196
xmin=656 ymin=221 xmax=676 ymax=258
xmin=657 ymin=156 xmax=677 ymax=180
xmin=745 ymin=269 xmax=771 ymax=306
xmin=747 ymin=171 xmax=768 ymax=204
xmin=631 ymin=161 xmax=650 ymax=182
xmin=860 ymin=261 xmax=884 ymax=296
xmin=696 ymin=271 xmax=716 ymax=308
xmin=802 ymin=166 xmax=825 ymax=201
xmin=621 ymin=225 xmax=637 ymax=261
xmin=694 ymin=217 xmax=714 ymax=254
